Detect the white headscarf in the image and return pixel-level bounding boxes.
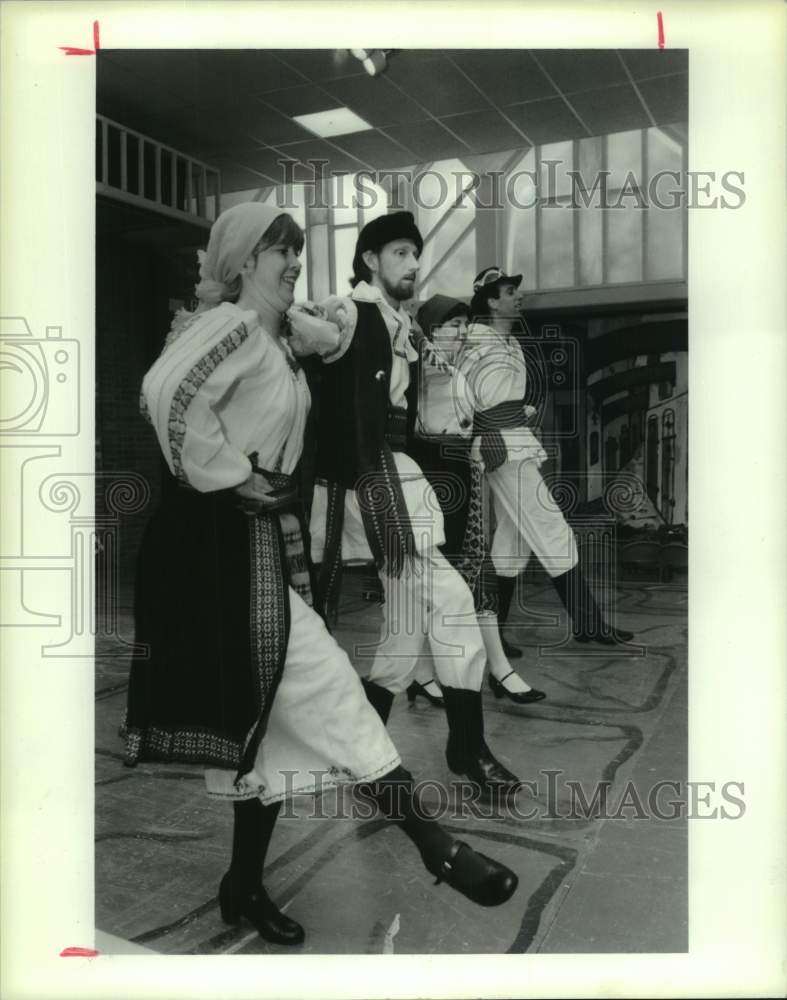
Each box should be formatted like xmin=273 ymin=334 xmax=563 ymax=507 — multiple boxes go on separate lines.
xmin=194 ymin=202 xmax=289 ymax=306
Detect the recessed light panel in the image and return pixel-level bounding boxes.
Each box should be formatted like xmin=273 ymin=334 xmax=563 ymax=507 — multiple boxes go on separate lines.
xmin=293 ymin=107 xmax=373 ymax=138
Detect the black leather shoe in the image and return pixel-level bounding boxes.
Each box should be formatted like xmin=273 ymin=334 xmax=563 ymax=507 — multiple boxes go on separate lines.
xmin=489 ymin=672 xmax=546 ymax=705
xmin=219 ymin=873 xmax=305 ymax=946
xmin=500 ymin=633 xmax=523 ymax=659
xmin=406 ymin=679 xmax=445 ymax=708
xmin=425 ymin=839 xmax=518 ymax=907
xmin=447 ymin=740 xmax=522 ymax=795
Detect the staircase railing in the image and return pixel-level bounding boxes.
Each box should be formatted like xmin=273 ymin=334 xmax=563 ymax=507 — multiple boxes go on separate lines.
xmin=96 ymin=114 xmax=220 ymax=227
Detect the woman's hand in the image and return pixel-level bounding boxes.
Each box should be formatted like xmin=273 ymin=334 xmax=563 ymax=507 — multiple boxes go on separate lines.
xmin=235 ymin=470 xmax=276 ymax=511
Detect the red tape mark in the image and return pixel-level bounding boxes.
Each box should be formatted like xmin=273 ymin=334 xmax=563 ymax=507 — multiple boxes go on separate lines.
xmin=60 ymin=947 xmax=99 ymax=958
xmin=59 ymin=20 xmax=100 ymax=56
xmin=657 ymin=11 xmax=665 ymax=49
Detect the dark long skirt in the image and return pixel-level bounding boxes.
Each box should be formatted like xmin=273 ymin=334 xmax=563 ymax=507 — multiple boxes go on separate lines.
xmin=124 ymin=480 xmax=290 ymax=777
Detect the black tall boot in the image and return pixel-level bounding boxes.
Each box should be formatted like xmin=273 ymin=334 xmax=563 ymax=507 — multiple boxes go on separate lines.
xmin=361 ymin=677 xmax=395 ymax=724
xmin=365 ymin=766 xmax=518 ymax=907
xmin=219 ymin=799 xmax=305 ymax=945
xmin=551 ymin=565 xmax=634 ymax=645
xmin=441 ymin=686 xmax=521 ymax=795
xmin=495 ymin=575 xmax=522 ymax=659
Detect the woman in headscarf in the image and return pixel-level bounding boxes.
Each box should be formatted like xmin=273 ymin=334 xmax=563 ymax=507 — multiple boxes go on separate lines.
xmin=123 ymin=204 xmax=518 ymax=949
xmin=408 ymin=294 xmax=546 ymax=706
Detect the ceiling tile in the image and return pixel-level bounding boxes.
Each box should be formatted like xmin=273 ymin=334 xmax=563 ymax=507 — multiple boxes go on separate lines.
xmin=263 ymin=84 xmax=343 ymax=118
xmin=209 ymin=157 xmax=275 ymax=194
xmin=388 ymin=57 xmax=489 ymax=116
xmin=636 ymin=74 xmax=688 ymax=125
xmin=446 ymin=50 xmax=557 ymax=106
xmin=568 ymin=84 xmax=651 ymax=135
xmin=504 ymin=98 xmax=587 ymax=145
xmin=273 ymin=49 xmax=367 ymax=82
xmin=105 ymin=50 xmax=203 ymax=103
xmin=324 ymin=75 xmax=430 ymax=128
xmin=619 ymin=49 xmax=689 ymax=81
xmin=330 ymin=130 xmax=416 ymax=169
xmin=277 ymin=138 xmax=368 ymax=175
xmin=440 ymin=110 xmax=525 ymax=152
xmin=97 ymin=55 xmax=191 ymax=119
xmin=194 ymin=50 xmax=305 ymax=93
xmin=384 ymin=120 xmax=471 ymax=163
xmin=229 ymin=147 xmax=295 ymax=185
xmin=533 ymin=49 xmax=629 ymax=94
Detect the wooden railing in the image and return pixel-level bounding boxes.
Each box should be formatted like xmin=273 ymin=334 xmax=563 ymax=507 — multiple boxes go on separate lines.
xmin=96 ymin=114 xmax=221 ymax=227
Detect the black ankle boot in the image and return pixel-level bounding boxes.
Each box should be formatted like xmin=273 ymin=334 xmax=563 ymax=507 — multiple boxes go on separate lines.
xmin=551 ymin=566 xmax=634 ymax=645
xmin=368 ymin=766 xmax=518 ymax=907
xmin=361 ymin=677 xmax=395 ymax=723
xmin=495 ymin=575 xmax=522 ymax=659
xmin=221 ymin=799 xmax=305 ymax=946
xmin=219 ymin=873 xmax=305 ymax=946
xmin=441 ymin=687 xmax=521 ymax=795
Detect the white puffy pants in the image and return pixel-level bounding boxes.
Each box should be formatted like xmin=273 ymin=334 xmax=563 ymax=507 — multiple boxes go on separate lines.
xmin=488 ymin=452 xmax=579 ymax=579
xmin=364 ymin=547 xmax=487 ymax=695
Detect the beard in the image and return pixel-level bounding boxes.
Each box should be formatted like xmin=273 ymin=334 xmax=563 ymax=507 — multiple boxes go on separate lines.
xmin=381 ymin=273 xmax=415 ymax=302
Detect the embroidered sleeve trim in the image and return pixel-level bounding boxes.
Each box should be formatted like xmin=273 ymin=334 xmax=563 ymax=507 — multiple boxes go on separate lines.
xmin=167 ymin=321 xmax=251 ymax=483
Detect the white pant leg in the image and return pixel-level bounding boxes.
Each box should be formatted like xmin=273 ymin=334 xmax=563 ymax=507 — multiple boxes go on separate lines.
xmin=367 ymin=558 xmax=429 ymax=694
xmin=487 ymin=457 xmax=578 ymax=578
xmin=367 ymin=548 xmax=487 ymax=693
xmin=490 ymin=487 xmax=532 ymax=577
xmin=204 ymin=587 xmax=401 ymax=801
xmin=421 ymin=547 xmax=486 ymax=691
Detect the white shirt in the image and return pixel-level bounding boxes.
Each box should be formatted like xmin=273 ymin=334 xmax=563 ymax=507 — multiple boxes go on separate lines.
xmin=309 ymin=283 xmax=445 ymax=563
xmin=142 ymin=302 xmax=310 ymax=491
xmin=456 ymin=321 xmax=546 ymax=464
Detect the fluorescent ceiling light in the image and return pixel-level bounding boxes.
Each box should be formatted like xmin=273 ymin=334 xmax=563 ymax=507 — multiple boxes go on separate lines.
xmin=293 ymin=107 xmax=373 ymax=138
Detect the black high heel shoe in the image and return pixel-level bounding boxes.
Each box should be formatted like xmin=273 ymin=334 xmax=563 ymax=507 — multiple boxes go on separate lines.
xmin=406 ymin=679 xmax=445 ymax=708
xmin=425 ymin=838 xmax=518 ymax=907
xmin=219 ymin=873 xmax=305 ymax=946
xmin=488 ymin=672 xmax=547 ymax=705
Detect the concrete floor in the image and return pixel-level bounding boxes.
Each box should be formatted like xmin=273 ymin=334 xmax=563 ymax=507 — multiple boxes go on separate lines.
xmin=95 ymin=570 xmax=687 ymax=954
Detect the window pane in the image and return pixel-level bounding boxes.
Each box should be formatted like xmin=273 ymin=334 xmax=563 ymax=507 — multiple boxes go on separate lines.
xmin=606 ymin=203 xmax=643 ymax=283
xmin=540 ymin=140 xmax=573 ymax=198
xmin=576 ymin=136 xmax=605 ymax=208
xmin=539 ymin=206 xmax=574 ymax=289
xmin=418 ymin=228 xmax=475 ymax=300
xmin=332 ymin=226 xmax=358 ymax=294
xmin=578 ymin=202 xmax=602 ymax=285
xmin=506 ymin=149 xmax=536 ymax=290
xmin=418 ymin=206 xmax=475 ymax=284
xmin=330 ymin=174 xmax=358 ymax=225
xmin=359 ymin=176 xmax=390 ymax=226
xmin=413 ymin=158 xmax=468 ymax=238
xmin=607 ymin=130 xmax=642 ymax=191
xmin=308 ymin=223 xmax=330 ymax=302
xmin=647 ymin=199 xmax=683 ymax=279
xmin=647 ymin=126 xmax=682 ymax=177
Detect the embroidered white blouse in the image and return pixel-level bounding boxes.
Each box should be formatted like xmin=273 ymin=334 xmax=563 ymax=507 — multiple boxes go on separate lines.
xmin=141 ymin=302 xmax=311 ymax=490
xmin=309 ymin=282 xmax=446 ymax=563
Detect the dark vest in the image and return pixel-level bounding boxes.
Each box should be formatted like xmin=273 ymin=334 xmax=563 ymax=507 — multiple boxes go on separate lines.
xmin=315 ymin=300 xmax=417 ymax=489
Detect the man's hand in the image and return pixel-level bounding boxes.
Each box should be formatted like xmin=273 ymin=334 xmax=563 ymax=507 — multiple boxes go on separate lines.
xmin=469 ymin=435 xmax=485 ymax=472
